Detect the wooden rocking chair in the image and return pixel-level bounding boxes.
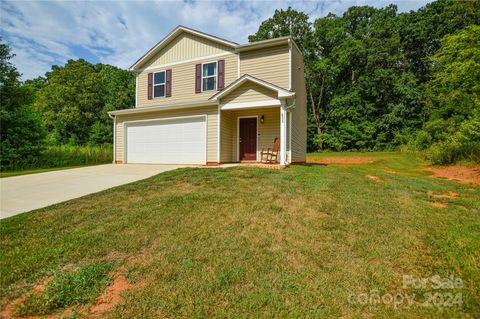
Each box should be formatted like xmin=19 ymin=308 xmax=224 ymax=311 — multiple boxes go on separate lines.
xmin=260 ymin=138 xmax=280 ymax=164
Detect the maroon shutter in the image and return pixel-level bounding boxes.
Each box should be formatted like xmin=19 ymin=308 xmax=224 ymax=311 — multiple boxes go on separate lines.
xmin=147 ymin=73 xmax=153 ymax=100
xmin=195 ymin=64 xmax=201 ymax=93
xmin=217 ymin=60 xmax=225 ymax=90
xmin=166 ymin=69 xmax=172 ymax=97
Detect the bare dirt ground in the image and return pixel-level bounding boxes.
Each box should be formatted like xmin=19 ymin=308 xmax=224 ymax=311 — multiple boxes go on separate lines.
xmin=429 ymin=201 xmax=448 ymax=208
xmin=366 ymin=174 xmax=383 ymax=182
xmin=423 ymin=165 xmax=480 ymax=185
xmin=308 ymin=157 xmax=375 ymax=164
xmin=427 ymin=190 xmax=459 ymax=199
xmin=1 ymin=243 xmax=156 ymax=319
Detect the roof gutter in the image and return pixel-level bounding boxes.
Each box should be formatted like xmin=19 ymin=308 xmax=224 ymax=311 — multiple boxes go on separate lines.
xmin=108 ymin=100 xmax=218 ymax=116
xmin=234 ymin=36 xmax=291 ymax=53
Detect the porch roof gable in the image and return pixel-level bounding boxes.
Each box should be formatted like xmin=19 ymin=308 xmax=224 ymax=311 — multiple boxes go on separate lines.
xmin=209 ymin=74 xmax=295 ymax=101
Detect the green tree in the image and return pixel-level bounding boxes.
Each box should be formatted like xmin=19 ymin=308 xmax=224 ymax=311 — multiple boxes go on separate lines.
xmin=398 ymin=0 xmax=480 ymax=82
xmin=34 ymin=59 xmax=134 ymax=145
xmin=0 ymin=39 xmax=45 ymax=170
xmin=90 ymin=64 xmax=135 ymax=145
xmin=248 ymin=7 xmax=311 ymax=50
xmin=34 ymin=59 xmax=104 ymax=144
xmin=422 ymin=25 xmax=480 ymax=163
xmin=313 ymin=5 xmax=422 ymax=150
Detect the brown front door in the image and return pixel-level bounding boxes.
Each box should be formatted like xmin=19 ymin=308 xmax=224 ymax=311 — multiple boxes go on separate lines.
xmin=239 ymin=117 xmax=257 ymax=161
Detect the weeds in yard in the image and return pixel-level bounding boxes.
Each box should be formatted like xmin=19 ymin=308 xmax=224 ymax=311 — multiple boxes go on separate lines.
xmin=17 ymin=261 xmax=113 ymax=316
xmin=2 ymin=144 xmax=112 ymax=173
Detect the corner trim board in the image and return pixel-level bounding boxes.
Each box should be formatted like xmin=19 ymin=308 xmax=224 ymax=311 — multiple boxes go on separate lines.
xmin=288 ymin=39 xmax=292 ymax=91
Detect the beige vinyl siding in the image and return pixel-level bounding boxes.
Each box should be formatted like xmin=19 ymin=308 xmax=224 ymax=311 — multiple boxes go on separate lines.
xmin=227 ymin=107 xmax=280 ymax=161
xmin=240 ymin=44 xmax=289 ymax=89
xmin=115 ymin=105 xmax=218 ymax=163
xmin=220 ymin=111 xmax=233 ymax=162
xmin=290 ymin=45 xmax=307 ymax=162
xmin=137 ymin=54 xmax=238 ymax=108
xmin=220 ymin=82 xmax=277 ymax=105
xmin=143 ymin=33 xmax=234 ymax=69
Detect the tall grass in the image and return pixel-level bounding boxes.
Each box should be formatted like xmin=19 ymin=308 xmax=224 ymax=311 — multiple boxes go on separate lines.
xmin=3 ymin=145 xmax=112 ymax=172
xmin=426 ymin=141 xmax=480 ymax=165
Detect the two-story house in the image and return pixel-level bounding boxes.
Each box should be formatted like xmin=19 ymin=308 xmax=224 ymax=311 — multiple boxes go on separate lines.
xmin=108 ymin=26 xmax=306 ymax=166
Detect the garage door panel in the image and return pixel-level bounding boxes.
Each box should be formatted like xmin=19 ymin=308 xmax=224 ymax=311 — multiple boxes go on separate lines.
xmin=126 ymin=117 xmax=206 ymax=164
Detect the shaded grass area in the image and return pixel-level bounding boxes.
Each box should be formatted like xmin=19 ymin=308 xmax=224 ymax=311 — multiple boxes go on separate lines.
xmin=1 ymin=153 xmax=479 ymax=318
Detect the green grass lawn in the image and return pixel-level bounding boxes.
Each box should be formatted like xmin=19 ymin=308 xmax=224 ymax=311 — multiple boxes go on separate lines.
xmin=1 ymin=152 xmax=479 ymax=318
xmin=0 ymin=164 xmax=106 ymax=178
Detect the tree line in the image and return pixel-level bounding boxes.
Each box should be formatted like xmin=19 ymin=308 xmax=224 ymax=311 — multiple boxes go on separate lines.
xmin=0 ymin=46 xmax=134 ymax=170
xmin=1 ymin=0 xmax=479 ymax=170
xmin=249 ymin=0 xmax=479 ymax=163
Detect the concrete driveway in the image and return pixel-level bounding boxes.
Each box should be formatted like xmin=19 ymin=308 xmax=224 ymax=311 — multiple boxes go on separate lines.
xmin=0 ymin=164 xmax=189 ymax=219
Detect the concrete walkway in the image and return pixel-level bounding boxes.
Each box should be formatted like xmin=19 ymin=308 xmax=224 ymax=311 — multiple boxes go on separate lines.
xmin=0 ymin=164 xmax=190 ymax=219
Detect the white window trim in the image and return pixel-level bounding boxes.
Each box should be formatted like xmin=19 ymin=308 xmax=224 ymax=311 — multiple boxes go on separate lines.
xmin=153 ymin=70 xmax=166 ymax=98
xmin=201 ymin=61 xmax=217 ymax=92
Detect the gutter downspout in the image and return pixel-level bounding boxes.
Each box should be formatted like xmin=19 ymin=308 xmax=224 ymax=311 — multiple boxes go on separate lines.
xmin=279 ymin=99 xmax=287 ymax=167
xmin=283 ymin=98 xmax=295 ymax=165
xmin=135 ymin=72 xmax=139 ymax=107
xmin=108 ymin=113 xmax=116 ymax=164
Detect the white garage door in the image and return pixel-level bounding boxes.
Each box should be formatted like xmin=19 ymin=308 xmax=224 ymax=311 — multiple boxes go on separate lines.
xmin=125 ymin=116 xmax=206 ymax=164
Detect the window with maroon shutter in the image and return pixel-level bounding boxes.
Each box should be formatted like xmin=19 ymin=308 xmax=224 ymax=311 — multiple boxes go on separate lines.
xmin=147 ymin=73 xmax=153 ymax=100
xmin=217 ymin=60 xmax=225 ymax=90
xmin=195 ymin=64 xmax=201 ymax=93
xmin=152 ymin=71 xmax=166 ymax=98
xmin=201 ymin=62 xmax=217 ymax=91
xmin=166 ymin=69 xmax=172 ymax=97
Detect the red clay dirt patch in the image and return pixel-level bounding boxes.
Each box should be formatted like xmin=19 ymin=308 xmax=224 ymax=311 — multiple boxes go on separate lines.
xmin=1 ymin=243 xmax=156 ymax=319
xmin=366 ymin=174 xmax=383 ymax=182
xmin=89 ymin=242 xmax=155 ymax=316
xmin=0 ymin=275 xmax=53 ymax=319
xmin=90 ymin=274 xmax=145 ymax=314
xmin=422 ymin=165 xmax=480 ymax=185
xmin=308 ymin=157 xmax=376 ymax=164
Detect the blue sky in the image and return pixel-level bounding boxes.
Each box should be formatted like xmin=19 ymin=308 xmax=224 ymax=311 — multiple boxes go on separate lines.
xmin=0 ymin=0 xmax=431 ymax=80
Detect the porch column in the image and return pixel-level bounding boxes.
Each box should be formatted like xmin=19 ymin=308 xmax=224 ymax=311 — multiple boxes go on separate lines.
xmin=280 ymin=100 xmax=287 ymax=166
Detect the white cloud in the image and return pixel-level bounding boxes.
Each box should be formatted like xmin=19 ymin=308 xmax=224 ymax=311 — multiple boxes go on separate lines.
xmin=0 ymin=0 xmax=431 ymax=80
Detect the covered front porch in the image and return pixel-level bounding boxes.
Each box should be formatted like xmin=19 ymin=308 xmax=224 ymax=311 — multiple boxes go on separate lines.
xmin=210 ymin=75 xmax=295 ymax=166
xmin=219 ymin=105 xmax=291 ymax=165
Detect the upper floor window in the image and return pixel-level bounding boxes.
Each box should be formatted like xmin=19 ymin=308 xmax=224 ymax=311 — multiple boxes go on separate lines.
xmin=202 ymin=62 xmax=217 ymax=91
xmin=153 ymin=71 xmax=165 ymax=98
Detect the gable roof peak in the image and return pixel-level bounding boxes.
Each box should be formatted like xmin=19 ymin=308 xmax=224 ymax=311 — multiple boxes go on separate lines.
xmin=209 ymin=74 xmax=294 ymax=101
xmin=129 ymin=25 xmax=238 ymax=71
xmin=129 ymin=25 xmax=300 ymax=71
